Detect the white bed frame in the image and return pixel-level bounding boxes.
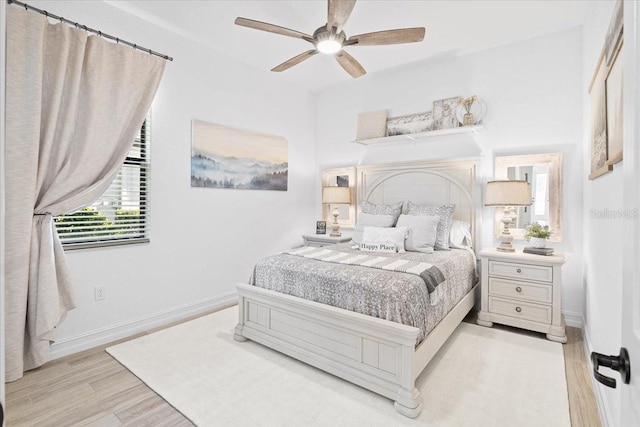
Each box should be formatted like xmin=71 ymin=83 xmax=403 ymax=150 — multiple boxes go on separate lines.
xmin=234 ymin=159 xmax=480 ymax=418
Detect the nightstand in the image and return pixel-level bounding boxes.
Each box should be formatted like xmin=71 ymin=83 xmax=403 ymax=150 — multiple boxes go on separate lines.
xmin=302 ymin=232 xmax=352 ymax=247
xmin=477 ymin=248 xmax=567 ymax=343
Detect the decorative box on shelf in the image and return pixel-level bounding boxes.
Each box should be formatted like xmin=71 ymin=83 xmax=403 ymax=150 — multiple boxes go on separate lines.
xmin=476 ymin=247 xmax=567 ymax=343
xmin=351 ymin=125 xmax=483 ymax=145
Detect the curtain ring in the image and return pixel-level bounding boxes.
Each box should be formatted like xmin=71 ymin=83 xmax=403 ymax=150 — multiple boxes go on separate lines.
xmin=44 ymin=10 xmax=48 ymax=17
xmin=98 ymin=31 xmax=102 ymax=37
xmin=74 ymin=22 xmax=79 ymax=29
xmin=116 ymin=38 xmax=119 ymax=44
xmin=148 ymin=48 xmax=152 ymax=55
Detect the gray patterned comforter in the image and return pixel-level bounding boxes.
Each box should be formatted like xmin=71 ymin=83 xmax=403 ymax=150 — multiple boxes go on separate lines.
xmin=250 ymin=243 xmax=477 ymax=345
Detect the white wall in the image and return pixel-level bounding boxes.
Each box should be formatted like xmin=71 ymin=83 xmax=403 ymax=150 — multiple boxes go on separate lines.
xmin=581 ymin=2 xmax=622 ymax=426
xmin=315 ymin=28 xmax=585 ymax=320
xmin=25 ymin=1 xmax=317 ymax=357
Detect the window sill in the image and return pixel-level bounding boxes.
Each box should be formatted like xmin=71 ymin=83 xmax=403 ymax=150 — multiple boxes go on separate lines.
xmin=62 ymin=238 xmax=150 ymax=251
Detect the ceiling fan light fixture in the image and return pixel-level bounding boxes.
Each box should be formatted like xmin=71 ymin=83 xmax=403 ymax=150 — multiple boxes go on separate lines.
xmin=317 ymin=39 xmax=342 ymax=54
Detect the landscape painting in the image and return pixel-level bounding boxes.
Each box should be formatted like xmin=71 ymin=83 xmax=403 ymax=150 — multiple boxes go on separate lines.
xmin=191 ymin=120 xmax=288 ymax=191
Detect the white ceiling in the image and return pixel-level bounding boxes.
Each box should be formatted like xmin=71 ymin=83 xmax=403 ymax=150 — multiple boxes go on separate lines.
xmin=107 ymin=0 xmax=589 ymax=93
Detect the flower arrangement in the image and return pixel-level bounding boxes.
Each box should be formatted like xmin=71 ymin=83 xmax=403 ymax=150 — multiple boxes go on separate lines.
xmin=458 ymin=96 xmax=478 ymax=126
xmin=459 ymin=95 xmax=477 ymax=113
xmin=524 ymin=222 xmax=552 ymax=240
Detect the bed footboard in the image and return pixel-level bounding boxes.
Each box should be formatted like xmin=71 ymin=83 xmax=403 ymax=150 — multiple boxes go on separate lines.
xmin=234 ymin=283 xmax=422 ymax=418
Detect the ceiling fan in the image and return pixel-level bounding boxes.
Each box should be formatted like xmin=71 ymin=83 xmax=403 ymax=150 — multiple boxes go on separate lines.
xmin=234 ymin=0 xmax=425 ymax=78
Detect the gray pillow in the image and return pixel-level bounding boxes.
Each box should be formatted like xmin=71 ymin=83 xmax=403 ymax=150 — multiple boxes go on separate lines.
xmin=361 ymin=201 xmax=403 ymax=225
xmin=353 ymin=213 xmax=396 ymax=244
xmin=396 ymin=214 xmax=439 ymax=254
xmin=406 ymin=202 xmax=456 ymax=250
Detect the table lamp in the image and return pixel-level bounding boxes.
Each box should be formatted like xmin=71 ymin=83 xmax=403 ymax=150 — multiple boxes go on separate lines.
xmin=322 ymin=186 xmax=351 ymax=237
xmin=485 ymin=180 xmax=532 ymax=252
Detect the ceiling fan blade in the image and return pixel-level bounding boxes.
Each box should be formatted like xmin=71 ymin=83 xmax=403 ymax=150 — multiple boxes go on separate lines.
xmin=347 ymin=27 xmax=426 ymax=46
xmin=272 ymin=50 xmax=318 ymax=72
xmin=335 ymin=51 xmax=366 ymax=78
xmin=235 ymin=17 xmax=312 ymax=41
xmin=327 ymin=0 xmax=357 ymax=33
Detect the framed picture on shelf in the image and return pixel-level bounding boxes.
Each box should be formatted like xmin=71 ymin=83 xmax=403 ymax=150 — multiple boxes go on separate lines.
xmin=316 ymin=221 xmax=327 ymax=234
xmin=385 ymin=111 xmax=433 ymax=136
xmin=433 ymin=97 xmax=461 ymax=130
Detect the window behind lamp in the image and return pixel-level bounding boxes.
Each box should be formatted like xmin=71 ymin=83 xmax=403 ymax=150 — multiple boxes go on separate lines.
xmin=55 ymin=115 xmax=151 ymax=249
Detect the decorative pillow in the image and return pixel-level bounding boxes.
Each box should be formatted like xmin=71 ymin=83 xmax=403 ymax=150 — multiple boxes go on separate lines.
xmin=362 ymin=226 xmax=408 ymax=253
xmin=449 ymin=220 xmax=473 ymax=249
xmin=352 ymin=213 xmax=396 ymax=244
xmin=396 ymin=214 xmax=439 ymax=254
xmin=361 ymin=201 xmax=403 ymax=225
xmin=406 ymin=202 xmax=456 ymax=251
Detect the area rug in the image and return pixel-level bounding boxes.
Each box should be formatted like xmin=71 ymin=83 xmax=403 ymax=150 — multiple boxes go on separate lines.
xmin=106 ymin=306 xmax=570 ymax=427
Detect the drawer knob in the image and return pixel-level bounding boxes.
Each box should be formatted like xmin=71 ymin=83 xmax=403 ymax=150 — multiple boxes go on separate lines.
xmin=516 ymin=286 xmax=522 ymax=293
xmin=516 ymin=268 xmax=522 ymax=273
xmin=515 ymin=306 xmax=522 ymax=313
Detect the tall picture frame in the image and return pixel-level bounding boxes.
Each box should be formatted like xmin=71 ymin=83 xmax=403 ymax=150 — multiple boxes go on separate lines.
xmin=588 ymin=0 xmax=623 ymax=179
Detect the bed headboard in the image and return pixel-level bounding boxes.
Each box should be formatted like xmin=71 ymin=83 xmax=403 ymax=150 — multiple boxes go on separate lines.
xmin=356 ymin=159 xmax=479 ymax=251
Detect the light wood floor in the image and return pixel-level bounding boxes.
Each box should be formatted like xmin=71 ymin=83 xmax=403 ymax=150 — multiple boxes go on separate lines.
xmin=5 ymin=308 xmax=601 ymax=426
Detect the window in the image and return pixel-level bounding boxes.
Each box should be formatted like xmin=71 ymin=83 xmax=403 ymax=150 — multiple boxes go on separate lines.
xmin=55 ymin=116 xmax=150 ymax=249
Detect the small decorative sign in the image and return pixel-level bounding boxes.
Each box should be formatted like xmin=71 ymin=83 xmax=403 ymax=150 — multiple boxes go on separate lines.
xmin=358 ymin=242 xmax=397 ymax=253
xmin=316 ymin=221 xmax=326 ymax=234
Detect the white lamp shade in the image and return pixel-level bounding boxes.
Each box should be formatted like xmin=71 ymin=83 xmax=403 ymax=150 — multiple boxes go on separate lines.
xmin=485 ymin=180 xmax=531 ymax=206
xmin=322 ymin=186 xmax=351 ymax=204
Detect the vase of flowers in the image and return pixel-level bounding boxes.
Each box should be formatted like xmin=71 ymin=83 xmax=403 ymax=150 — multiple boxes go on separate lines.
xmin=524 ymin=223 xmax=552 ymax=248
xmin=460 ymin=95 xmax=477 ymax=126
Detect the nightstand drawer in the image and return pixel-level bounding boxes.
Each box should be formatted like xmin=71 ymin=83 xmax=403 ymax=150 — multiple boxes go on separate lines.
xmin=488 ymin=278 xmax=553 ymax=304
xmin=488 ymin=296 xmax=552 ymax=324
xmin=488 ymin=260 xmax=552 ymax=283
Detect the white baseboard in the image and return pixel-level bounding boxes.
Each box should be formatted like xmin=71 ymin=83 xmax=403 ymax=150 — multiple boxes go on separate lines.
xmin=582 ymin=324 xmax=613 ymax=427
xmin=49 ymin=291 xmax=238 ymax=360
xmin=562 ymin=310 xmax=584 ymax=328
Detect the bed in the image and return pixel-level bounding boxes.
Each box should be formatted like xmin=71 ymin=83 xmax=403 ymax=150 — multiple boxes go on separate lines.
xmin=234 ymin=159 xmax=480 ymax=418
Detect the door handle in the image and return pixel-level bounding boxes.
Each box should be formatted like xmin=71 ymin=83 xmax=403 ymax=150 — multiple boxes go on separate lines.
xmin=591 ymin=347 xmax=631 ymax=388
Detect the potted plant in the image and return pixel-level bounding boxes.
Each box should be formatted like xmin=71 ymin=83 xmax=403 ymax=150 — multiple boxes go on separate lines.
xmin=524 ymin=223 xmax=552 ymax=248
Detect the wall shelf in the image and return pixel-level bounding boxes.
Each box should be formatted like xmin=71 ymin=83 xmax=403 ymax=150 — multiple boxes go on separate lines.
xmin=351 ymin=125 xmax=484 ymax=145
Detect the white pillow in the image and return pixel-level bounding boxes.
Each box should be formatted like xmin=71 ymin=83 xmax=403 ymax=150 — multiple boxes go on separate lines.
xmin=449 ymin=220 xmax=472 ymax=249
xmin=406 ymin=202 xmax=456 ymax=250
xmin=353 ymin=213 xmax=396 ymax=244
xmin=396 ymin=214 xmax=439 ymax=254
xmin=362 ymin=226 xmax=408 ymax=253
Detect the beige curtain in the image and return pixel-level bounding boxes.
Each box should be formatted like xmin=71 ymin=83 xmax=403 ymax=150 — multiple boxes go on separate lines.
xmin=5 ymin=7 xmax=166 ymax=381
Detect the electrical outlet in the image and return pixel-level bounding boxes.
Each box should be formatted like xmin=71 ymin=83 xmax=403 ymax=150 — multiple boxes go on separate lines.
xmin=94 ymin=286 xmax=106 ymax=301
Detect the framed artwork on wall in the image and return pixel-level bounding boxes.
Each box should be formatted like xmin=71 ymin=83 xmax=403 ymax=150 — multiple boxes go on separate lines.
xmin=190 ymin=120 xmax=288 ymax=191
xmin=588 ymin=52 xmax=611 ymax=180
xmin=604 ymin=0 xmax=623 ymax=66
xmin=606 ymin=44 xmax=623 ymax=166
xmin=588 ymin=0 xmax=624 ymax=179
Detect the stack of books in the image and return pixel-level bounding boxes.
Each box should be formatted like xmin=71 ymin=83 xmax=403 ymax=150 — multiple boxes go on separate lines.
xmin=523 ymin=247 xmax=554 ymax=256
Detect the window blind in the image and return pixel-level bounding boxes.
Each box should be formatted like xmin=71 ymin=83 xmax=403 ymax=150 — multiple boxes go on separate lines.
xmin=55 ymin=117 xmax=150 ymax=249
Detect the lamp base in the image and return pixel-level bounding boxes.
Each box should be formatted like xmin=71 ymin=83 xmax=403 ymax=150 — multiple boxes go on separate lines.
xmin=496 ymin=234 xmax=515 ymax=252
xmin=330 ymin=208 xmax=341 ymax=237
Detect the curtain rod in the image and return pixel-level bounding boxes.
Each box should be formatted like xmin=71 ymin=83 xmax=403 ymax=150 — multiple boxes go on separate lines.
xmin=7 ymin=0 xmax=173 ymax=62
